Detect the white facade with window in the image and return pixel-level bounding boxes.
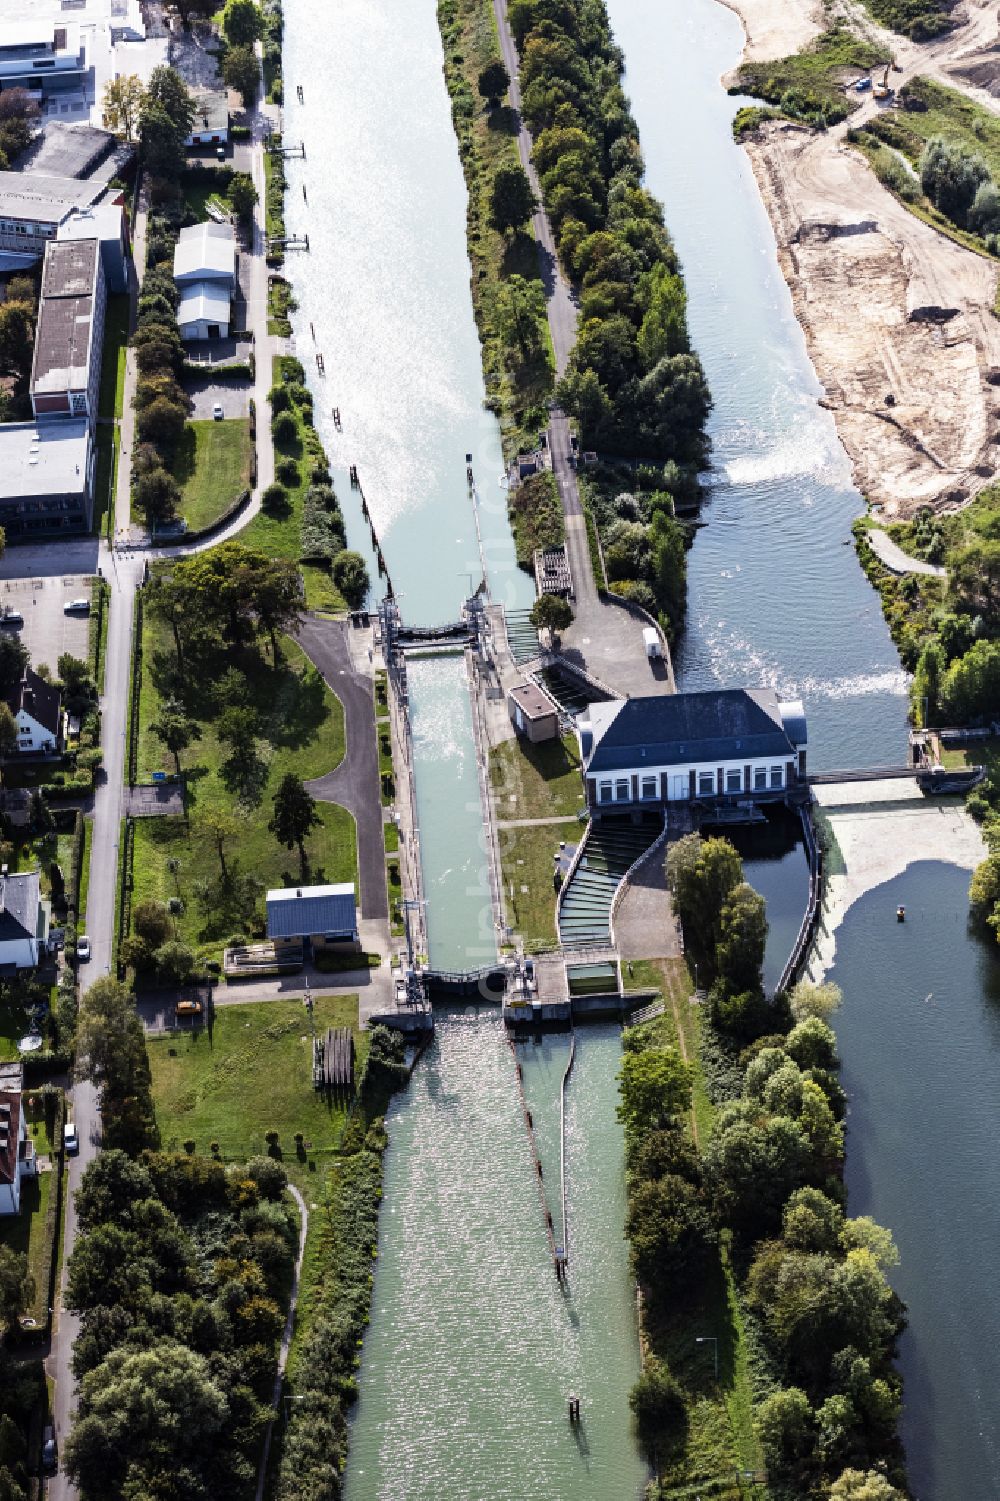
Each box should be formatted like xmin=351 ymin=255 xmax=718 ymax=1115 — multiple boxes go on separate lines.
xmin=578 ymin=688 xmax=807 ymax=813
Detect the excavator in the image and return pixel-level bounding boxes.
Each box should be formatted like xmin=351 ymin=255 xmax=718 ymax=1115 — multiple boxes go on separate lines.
xmin=873 ymin=61 xmax=895 ymax=102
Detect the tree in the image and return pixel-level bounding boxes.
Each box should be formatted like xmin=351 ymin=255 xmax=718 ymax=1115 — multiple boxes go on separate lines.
xmin=75 ymin=978 xmax=159 ymax=1153
xmin=941 ymin=639 xmax=1000 ymax=722
xmin=494 ymin=274 xmax=549 ymax=368
xmin=102 ymin=74 xmax=145 ymax=139
xmin=196 ymin=800 xmax=240 ymax=879
xmin=756 ymin=1386 xmax=814 ymax=1473
xmin=628 ymin=1358 xmax=687 ymax=1463
xmin=911 ymin=640 xmax=944 ymax=727
xmin=0 ymin=633 xmax=27 ymax=697
xmin=0 ymin=703 xmax=16 ymax=766
xmin=637 ymin=263 xmax=689 ymax=367
xmin=137 ymin=395 xmax=187 ymax=452
xmin=617 ymin=1046 xmax=692 ymax=1135
xmin=829 ymin=1469 xmax=905 ymax=1500
xmin=222 ymin=44 xmax=260 ymax=109
xmin=217 ymin=705 xmax=266 ymax=805
xmin=788 ymin=978 xmax=842 ymax=1022
xmin=625 ymin=1173 xmax=715 ymax=1286
xmin=74 ymin=1150 xmax=155 ymax=1232
xmin=130 ymin=900 xmax=172 ymax=953
xmin=332 ymin=550 xmax=370 ymax=609
xmin=666 ymin=834 xmax=743 ymax=979
xmin=649 ymin=509 xmax=686 ymax=626
xmin=154 ymin=940 xmax=196 ymax=983
xmin=715 ymin=881 xmax=767 ymax=994
xmin=223 ymin=0 xmax=265 ymax=46
xmin=134 ymin=466 xmax=180 ymax=523
xmin=490 ymin=165 xmax=537 ymax=235
xmin=920 ymin=137 xmax=990 ymax=228
xmin=268 ymin=774 xmax=321 ymax=879
xmin=0 ymin=297 xmax=35 ymax=378
xmin=478 ymin=59 xmax=510 ymax=104
xmin=139 ymin=103 xmax=187 ymax=179
xmin=64 ymin=1342 xmax=228 ymax=1495
xmin=228 ymin=171 xmax=257 ymax=222
xmin=970 ymin=853 xmax=1000 ymax=938
xmin=0 ymin=1245 xmax=32 ymax=1332
xmin=529 ymin=592 xmax=573 ymax=639
xmin=144 ymin=66 xmax=196 ymax=139
xmin=149 ymin=699 xmax=200 ymax=778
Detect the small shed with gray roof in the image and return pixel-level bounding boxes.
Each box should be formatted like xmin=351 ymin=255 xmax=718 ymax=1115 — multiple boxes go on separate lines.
xmin=266 ymin=883 xmax=359 ymax=951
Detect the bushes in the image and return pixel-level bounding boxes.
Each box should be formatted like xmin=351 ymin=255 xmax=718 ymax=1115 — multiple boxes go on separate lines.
xmin=508 ymin=470 xmax=564 ymax=566
xmin=301 ymin=483 xmax=347 ymax=563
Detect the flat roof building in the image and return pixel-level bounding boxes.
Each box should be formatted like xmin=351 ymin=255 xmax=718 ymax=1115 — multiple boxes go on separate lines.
xmin=186 ymin=88 xmax=230 ymax=146
xmin=0 ymin=169 xmax=107 ymax=268
xmin=58 ymin=203 xmax=130 ymax=292
xmin=0 ymin=21 xmax=87 ymax=96
xmin=0 ymin=418 xmax=94 ymax=536
xmin=508 ymin=680 xmax=560 ymax=744
xmin=30 ymin=237 xmax=106 ymax=425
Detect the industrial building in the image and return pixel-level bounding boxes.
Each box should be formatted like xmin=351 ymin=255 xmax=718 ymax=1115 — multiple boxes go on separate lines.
xmin=0 ymin=419 xmax=95 ymax=535
xmin=30 ymin=236 xmax=106 ymax=424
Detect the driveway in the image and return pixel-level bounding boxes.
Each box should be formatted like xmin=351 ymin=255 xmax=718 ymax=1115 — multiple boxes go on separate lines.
xmin=296 ymin=616 xmax=388 ymax=923
xmin=184 ymin=377 xmax=251 ymax=420
xmin=0 ymin=574 xmax=92 ymax=674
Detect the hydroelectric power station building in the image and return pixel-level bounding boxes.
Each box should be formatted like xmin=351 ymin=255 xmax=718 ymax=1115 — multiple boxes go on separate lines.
xmin=577 ymin=688 xmax=807 ymax=812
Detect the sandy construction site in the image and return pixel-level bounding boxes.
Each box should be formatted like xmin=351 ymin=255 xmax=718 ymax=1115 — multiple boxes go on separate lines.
xmin=725 ymin=0 xmax=1000 ymax=517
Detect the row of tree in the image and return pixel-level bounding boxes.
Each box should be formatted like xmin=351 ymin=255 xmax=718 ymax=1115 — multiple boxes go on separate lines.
xmin=507 ymin=0 xmax=711 ymax=463
xmin=64 ymin=1141 xmax=296 ymax=1500
xmin=618 ymin=834 xmax=908 ymax=1495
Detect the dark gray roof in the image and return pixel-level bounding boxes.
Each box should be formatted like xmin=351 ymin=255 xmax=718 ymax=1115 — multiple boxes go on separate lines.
xmin=266 ymin=884 xmax=356 ymax=939
xmin=9 ymin=668 xmax=62 ymax=737
xmin=582 ymin=688 xmax=805 ymax=775
xmin=0 ymin=871 xmax=39 ymax=943
xmin=41 ymin=236 xmax=99 ymax=298
xmin=13 ymin=121 xmax=118 ymax=181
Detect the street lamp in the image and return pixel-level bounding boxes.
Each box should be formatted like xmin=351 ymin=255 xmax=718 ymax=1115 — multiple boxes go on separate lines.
xmin=695 ymin=1335 xmax=718 ymax=1380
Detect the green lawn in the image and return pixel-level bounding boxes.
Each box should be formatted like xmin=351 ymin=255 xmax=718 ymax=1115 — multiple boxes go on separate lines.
xmin=939 ymin=734 xmax=1000 ymax=773
xmin=0 ymin=1167 xmax=56 ymax=1323
xmin=238 ymin=357 xmax=347 ymax=612
xmin=147 ymin=995 xmax=367 ymax=1178
xmin=490 ymin=734 xmax=584 ymax=822
xmin=93 ymin=293 xmax=130 ymax=535
xmin=499 ymin=819 xmax=578 ymax=949
xmin=171 ymin=418 xmax=252 ymax=532
xmin=131 ymin=801 xmax=357 ymax=959
xmin=133 ymin=610 xmax=353 ymax=958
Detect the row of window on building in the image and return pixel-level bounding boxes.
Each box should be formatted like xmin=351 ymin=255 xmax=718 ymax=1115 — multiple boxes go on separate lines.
xmin=595 ymin=763 xmax=788 ymax=805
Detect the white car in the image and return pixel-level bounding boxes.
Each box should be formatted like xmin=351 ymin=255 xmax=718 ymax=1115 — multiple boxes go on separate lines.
xmin=64 ymin=597 xmax=90 ymax=615
xmin=212 ymin=403 xmax=224 ymax=420
xmin=63 ymin=1121 xmax=78 ymax=1155
xmin=77 ymin=935 xmax=91 ymax=962
xmin=1 ymin=609 xmax=23 ymax=627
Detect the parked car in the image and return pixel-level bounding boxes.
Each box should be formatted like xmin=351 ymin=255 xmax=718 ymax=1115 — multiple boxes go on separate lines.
xmin=77 ymin=935 xmax=91 ymax=962
xmin=42 ymin=1426 xmax=57 ymax=1473
xmin=212 ymin=403 xmax=224 ymax=420
xmin=63 ymin=1122 xmax=78 ymax=1155
xmin=216 ymin=145 xmax=226 ymax=161
xmin=63 ymin=597 xmax=90 ymax=615
xmin=176 ymin=999 xmax=203 ymax=1018
xmin=0 ymin=609 xmax=23 ymax=627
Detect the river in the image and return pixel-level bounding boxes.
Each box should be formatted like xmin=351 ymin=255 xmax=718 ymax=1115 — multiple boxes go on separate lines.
xmin=604 ymin=0 xmax=1000 ymax=1495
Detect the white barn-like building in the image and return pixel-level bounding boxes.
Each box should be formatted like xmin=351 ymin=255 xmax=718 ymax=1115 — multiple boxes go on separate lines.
xmin=577 ymin=688 xmax=807 ymax=813
xmin=173 ymin=220 xmax=236 ymax=340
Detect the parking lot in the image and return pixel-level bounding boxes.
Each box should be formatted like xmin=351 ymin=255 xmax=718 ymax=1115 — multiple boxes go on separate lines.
xmin=184 ymin=374 xmax=252 ymax=420
xmin=0 ymin=575 xmax=93 ymax=674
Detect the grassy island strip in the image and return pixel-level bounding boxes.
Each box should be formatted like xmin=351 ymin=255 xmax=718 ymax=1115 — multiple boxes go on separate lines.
xmin=438 ymin=0 xmax=711 ymax=634
xmin=620 ymin=838 xmax=909 ymax=1499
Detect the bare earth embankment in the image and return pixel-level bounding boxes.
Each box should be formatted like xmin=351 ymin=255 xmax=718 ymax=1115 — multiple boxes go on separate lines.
xmin=724 ymin=0 xmax=1000 ymax=517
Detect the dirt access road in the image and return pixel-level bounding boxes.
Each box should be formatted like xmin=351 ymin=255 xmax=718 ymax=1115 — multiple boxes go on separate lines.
xmin=725 ymin=0 xmax=1000 ymax=517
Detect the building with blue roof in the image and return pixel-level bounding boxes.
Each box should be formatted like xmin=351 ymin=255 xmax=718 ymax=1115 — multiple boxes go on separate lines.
xmin=577 ymin=688 xmax=807 ymax=813
xmin=265 ymin=883 xmax=359 ymax=951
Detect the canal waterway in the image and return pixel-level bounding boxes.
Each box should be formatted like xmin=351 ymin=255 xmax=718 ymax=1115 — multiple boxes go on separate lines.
xmin=344 ymin=1015 xmax=647 ymax=1501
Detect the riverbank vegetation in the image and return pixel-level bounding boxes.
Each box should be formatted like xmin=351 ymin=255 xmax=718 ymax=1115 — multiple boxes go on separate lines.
xmin=620 ymin=836 xmax=908 ymax=1497
xmin=508 ymin=470 xmax=564 ymax=564
xmin=438 ymin=0 xmax=555 ymax=456
xmin=849 ymin=79 xmax=1000 ymax=258
xmin=860 ymin=0 xmax=956 ymax=40
xmin=275 ymin=1028 xmax=408 ymax=1501
xmin=734 ymin=29 xmax=888 ymax=130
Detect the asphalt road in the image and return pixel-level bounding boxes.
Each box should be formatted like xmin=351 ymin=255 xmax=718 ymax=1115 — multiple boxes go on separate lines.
xmin=296 ymin=616 xmax=388 ymax=922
